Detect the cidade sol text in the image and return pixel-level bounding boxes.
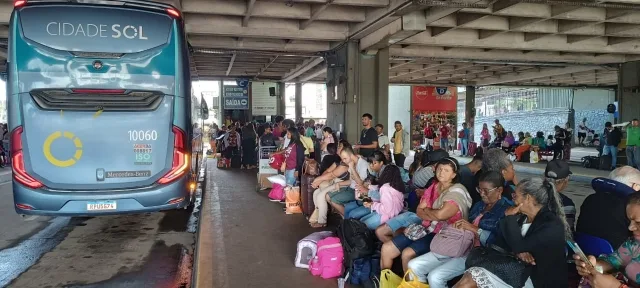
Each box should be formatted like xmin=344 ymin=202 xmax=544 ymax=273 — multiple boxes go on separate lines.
xmin=46 ymin=22 xmax=148 ymax=40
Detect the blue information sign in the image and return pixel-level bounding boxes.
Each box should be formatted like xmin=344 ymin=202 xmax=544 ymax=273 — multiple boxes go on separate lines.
xmin=223 ymin=85 xmax=249 ymax=110
xmin=224 ymin=96 xmax=249 ymax=110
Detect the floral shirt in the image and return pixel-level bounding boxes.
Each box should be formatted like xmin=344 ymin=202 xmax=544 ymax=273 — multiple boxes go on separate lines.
xmin=600 ymin=238 xmax=640 ymax=285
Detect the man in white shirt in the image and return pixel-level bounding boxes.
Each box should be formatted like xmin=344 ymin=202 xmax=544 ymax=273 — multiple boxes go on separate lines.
xmin=578 ymin=118 xmax=589 ymax=146
xmin=325 ymin=146 xmax=369 ymax=216
xmin=376 ymin=124 xmax=391 ymax=160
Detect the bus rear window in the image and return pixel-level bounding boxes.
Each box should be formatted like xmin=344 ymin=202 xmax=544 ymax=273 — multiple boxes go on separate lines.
xmin=18 ymin=5 xmax=172 ymax=54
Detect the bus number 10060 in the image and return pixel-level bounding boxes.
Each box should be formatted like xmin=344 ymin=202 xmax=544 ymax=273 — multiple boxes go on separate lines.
xmin=128 ymin=130 xmax=158 ymax=141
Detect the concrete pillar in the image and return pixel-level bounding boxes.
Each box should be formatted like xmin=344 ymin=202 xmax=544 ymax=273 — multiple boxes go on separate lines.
xmin=465 ymin=86 xmax=476 ymax=142
xmin=295 ymin=83 xmax=303 ymax=123
xmin=618 ymin=61 xmax=640 ymax=123
xmin=276 ymin=82 xmax=286 ymax=117
xmin=325 ymin=42 xmax=390 ymax=144
xmin=375 ymin=48 xmax=390 ymax=131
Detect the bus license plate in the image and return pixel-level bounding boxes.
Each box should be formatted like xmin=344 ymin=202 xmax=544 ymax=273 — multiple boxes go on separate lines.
xmin=87 ymin=201 xmax=117 ymax=211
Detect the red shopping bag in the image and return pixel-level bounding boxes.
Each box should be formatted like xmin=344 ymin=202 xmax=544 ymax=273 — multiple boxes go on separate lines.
xmin=269 ymin=154 xmax=285 ymax=170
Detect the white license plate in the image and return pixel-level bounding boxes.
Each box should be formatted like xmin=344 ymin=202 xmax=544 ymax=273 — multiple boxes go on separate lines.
xmin=87 ymin=201 xmax=117 ymax=211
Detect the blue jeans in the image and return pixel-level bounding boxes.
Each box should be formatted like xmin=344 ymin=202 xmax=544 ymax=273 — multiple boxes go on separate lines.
xmin=603 ymin=145 xmax=618 ymax=168
xmin=627 ymin=146 xmax=640 ymax=168
xmin=461 ymin=139 xmax=469 ymax=156
xmin=345 ymin=201 xmax=371 ymax=219
xmin=285 ymin=169 xmax=297 ymax=186
xmin=440 ymin=138 xmax=449 ymax=150
xmin=360 ymin=212 xmax=382 ymax=230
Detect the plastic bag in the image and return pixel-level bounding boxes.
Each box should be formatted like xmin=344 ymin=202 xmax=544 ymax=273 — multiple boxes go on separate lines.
xmin=285 ymin=186 xmax=302 ymax=214
xmin=530 ymin=151 xmax=539 ymax=164
xmin=380 ymin=269 xmax=403 ymax=288
xmin=267 ymin=174 xmax=286 ymax=186
xmin=268 ymin=183 xmax=285 ymax=201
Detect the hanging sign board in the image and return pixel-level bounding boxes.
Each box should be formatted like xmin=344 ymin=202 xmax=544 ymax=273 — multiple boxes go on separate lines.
xmin=223 ymin=85 xmax=249 ymax=110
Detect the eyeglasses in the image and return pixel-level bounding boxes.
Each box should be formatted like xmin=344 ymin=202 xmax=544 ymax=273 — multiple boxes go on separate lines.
xmin=476 ymin=187 xmax=499 ymax=194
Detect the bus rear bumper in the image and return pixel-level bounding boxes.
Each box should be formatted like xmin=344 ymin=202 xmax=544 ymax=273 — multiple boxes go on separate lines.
xmin=13 ymin=177 xmax=191 ymax=216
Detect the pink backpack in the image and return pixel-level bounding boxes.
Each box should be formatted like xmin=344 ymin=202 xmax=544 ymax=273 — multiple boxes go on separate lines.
xmin=268 ymin=183 xmax=285 ymax=201
xmin=308 ymin=236 xmax=343 ymax=279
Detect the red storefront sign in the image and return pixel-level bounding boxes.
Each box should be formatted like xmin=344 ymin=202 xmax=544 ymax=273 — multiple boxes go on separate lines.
xmin=412 ymin=86 xmax=457 ymax=112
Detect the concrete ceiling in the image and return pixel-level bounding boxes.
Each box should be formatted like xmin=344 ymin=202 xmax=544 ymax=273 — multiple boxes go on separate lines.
xmin=2 ymin=0 xmax=640 ymax=86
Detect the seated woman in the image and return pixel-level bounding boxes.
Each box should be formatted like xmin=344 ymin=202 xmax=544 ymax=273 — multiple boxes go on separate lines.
xmin=455 ymin=178 xmax=571 ymax=288
xmin=574 ymin=192 xmax=640 ymax=288
xmin=530 ymin=131 xmax=546 ymax=151
xmin=379 ymin=157 xmax=472 ymax=273
xmin=344 ymin=151 xmax=388 ymax=220
xmin=407 ymin=171 xmax=511 ymax=287
xmin=354 ymin=165 xmax=405 ymax=230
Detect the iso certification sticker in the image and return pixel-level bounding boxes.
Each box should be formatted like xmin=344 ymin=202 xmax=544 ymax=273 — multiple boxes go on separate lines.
xmin=134 ymin=144 xmax=152 ymax=165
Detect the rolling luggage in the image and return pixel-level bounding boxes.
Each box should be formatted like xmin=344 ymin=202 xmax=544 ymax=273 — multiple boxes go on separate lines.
xmin=301 ymin=174 xmax=316 ymax=217
xmin=230 ymin=149 xmax=241 ymax=169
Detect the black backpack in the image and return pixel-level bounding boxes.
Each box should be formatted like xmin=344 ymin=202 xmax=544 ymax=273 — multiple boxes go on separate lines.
xmin=336 ymin=219 xmax=375 ymax=268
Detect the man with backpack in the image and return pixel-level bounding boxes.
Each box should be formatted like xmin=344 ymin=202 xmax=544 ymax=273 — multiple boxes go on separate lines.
xmin=602 ymin=122 xmax=622 ymax=170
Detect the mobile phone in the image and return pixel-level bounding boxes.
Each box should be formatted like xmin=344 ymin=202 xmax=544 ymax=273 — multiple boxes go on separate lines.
xmin=362 ymin=197 xmax=372 ymax=203
xmin=566 ymin=240 xmax=595 ymax=269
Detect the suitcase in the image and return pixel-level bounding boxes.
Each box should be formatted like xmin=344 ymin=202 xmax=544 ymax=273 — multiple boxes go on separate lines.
xmin=468 ymin=142 xmax=478 ymax=157
xmin=230 ymin=150 xmax=241 ymax=169
xmin=599 ymin=154 xmax=612 ymax=171
xmin=301 ymin=174 xmax=316 ymax=217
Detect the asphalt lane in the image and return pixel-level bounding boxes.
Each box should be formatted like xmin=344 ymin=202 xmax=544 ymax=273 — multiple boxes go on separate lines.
xmin=0 ymin=181 xmax=200 ymax=288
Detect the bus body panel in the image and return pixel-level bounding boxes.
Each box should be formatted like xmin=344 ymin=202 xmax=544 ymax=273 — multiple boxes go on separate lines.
xmin=13 ymin=175 xmax=189 ymax=216
xmin=8 ymin=2 xmax=192 ymax=215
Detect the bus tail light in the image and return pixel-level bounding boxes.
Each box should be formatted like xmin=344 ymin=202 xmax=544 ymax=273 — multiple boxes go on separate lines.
xmin=166 ymin=8 xmax=181 ymax=19
xmin=11 ymin=126 xmax=44 ymax=189
xmin=158 ymin=126 xmax=188 ymax=184
xmin=14 ymin=0 xmax=26 ymax=8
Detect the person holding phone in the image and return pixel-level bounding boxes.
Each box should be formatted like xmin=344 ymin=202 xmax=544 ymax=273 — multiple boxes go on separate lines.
xmin=574 ymin=192 xmax=640 ymax=288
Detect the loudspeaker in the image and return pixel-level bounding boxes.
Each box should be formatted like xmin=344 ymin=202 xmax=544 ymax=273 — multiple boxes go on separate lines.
xmin=607 ymin=103 xmax=616 ymax=114
xmin=326 ymin=54 xmax=338 ymax=67
xmin=269 ymin=87 xmax=276 ymax=96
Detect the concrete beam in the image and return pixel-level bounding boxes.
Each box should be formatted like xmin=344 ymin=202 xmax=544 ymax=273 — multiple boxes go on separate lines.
xmin=182 ymin=0 xmax=364 ymax=22
xmin=255 ymin=56 xmax=279 ymax=78
xmin=475 ymin=65 xmax=601 ymax=85
xmin=186 ymin=15 xmax=348 ymax=41
xmin=301 ymin=0 xmax=335 ymax=30
xmin=282 ymin=57 xmax=324 ymax=82
xmin=0 ymin=2 xmax=10 ymax=25
xmin=389 ymin=46 xmax=627 ymax=64
xmin=298 ymin=65 xmax=327 ymax=82
xmin=188 ymin=35 xmax=330 ymax=52
xmin=225 ymin=53 xmax=236 ymax=76
xmin=242 ymin=0 xmax=256 ymax=27
xmin=359 ymin=9 xmax=433 ymax=51
xmin=401 ymin=28 xmax=640 ymax=55
xmin=348 ymin=0 xmax=413 ymax=39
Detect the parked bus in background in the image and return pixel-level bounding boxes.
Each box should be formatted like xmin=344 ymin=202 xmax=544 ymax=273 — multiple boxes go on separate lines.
xmin=7 ymin=0 xmax=196 ymax=216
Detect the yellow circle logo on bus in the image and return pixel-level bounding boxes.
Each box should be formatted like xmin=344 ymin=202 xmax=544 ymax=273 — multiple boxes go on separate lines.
xmin=43 ymin=131 xmax=83 ymax=167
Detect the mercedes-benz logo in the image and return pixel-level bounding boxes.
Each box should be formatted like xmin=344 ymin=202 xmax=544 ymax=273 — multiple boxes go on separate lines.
xmin=93 ymin=61 xmax=103 ymax=70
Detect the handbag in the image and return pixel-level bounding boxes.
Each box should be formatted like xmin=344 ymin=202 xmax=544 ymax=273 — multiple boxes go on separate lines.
xmin=399 ymin=269 xmax=430 ymax=288
xmin=429 ymin=225 xmax=475 ymax=258
xmin=303 ymin=158 xmax=319 ymax=176
xmin=404 ymin=223 xmax=428 ymax=241
xmin=465 ymin=245 xmax=531 ymax=288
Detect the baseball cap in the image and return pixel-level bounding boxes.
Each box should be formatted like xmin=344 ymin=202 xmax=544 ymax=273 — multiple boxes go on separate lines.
xmin=545 ymin=160 xmax=572 ymax=179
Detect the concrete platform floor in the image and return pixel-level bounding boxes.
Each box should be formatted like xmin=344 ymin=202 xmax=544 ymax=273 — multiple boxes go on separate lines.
xmin=195 ymin=158 xmax=336 ymax=288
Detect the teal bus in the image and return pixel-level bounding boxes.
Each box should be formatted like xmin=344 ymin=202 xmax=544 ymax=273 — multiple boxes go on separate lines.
xmin=8 ymin=0 xmax=196 ymax=216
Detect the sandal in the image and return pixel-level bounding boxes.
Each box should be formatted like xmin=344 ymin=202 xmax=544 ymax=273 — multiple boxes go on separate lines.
xmin=310 ymin=223 xmax=326 ymax=228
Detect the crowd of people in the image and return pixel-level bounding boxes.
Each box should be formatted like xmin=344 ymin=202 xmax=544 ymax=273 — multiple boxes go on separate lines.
xmin=210 ymin=112 xmax=640 ymax=287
